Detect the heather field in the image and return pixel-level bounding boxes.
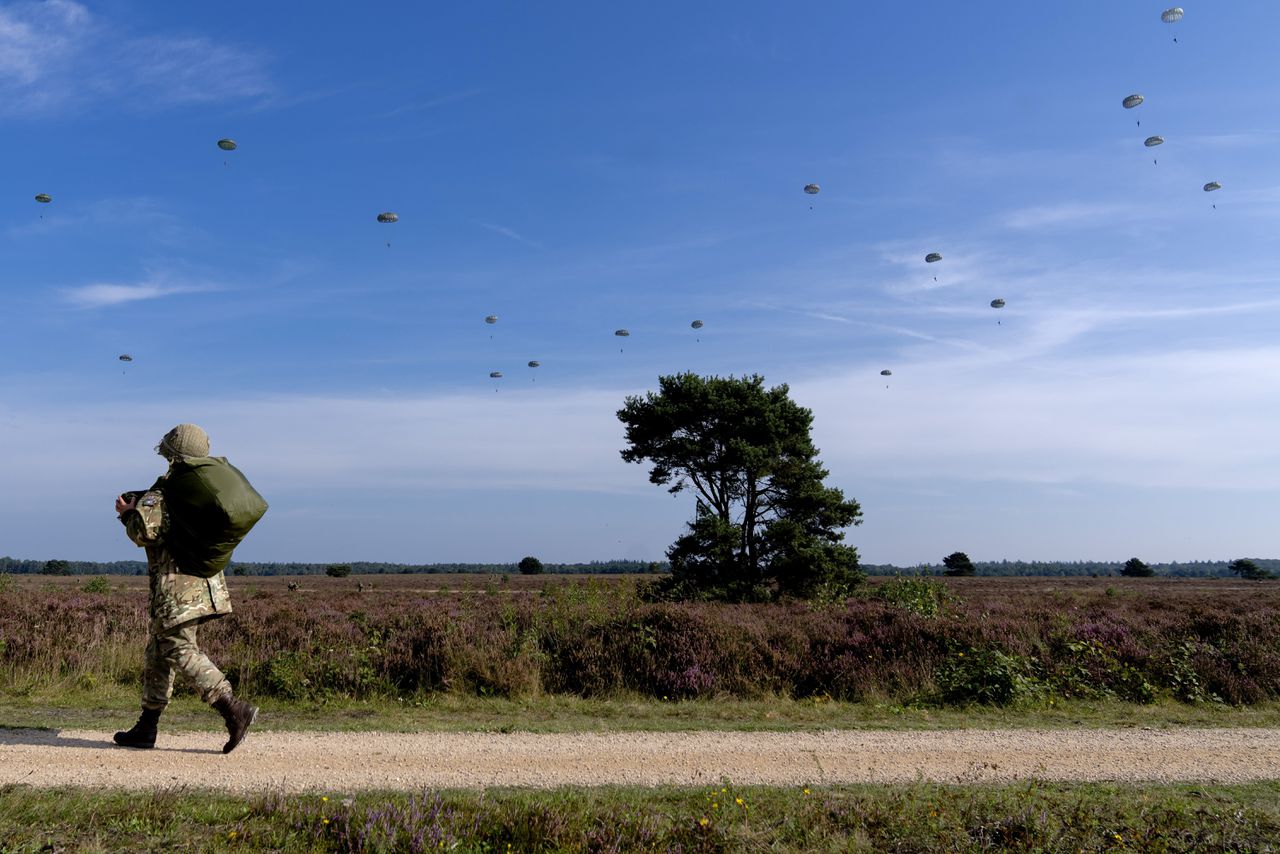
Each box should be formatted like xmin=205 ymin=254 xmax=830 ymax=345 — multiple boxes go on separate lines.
xmin=5 ymin=573 xmax=1280 ymax=852
xmin=3 ymin=780 xmax=1279 ymax=853
xmin=2 ymin=573 xmax=1278 ymax=713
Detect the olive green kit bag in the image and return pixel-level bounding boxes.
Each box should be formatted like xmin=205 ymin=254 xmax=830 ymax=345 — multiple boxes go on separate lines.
xmin=155 ymin=456 xmax=268 ymax=578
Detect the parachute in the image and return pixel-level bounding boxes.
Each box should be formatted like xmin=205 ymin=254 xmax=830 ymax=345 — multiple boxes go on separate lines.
xmin=1144 ymin=136 xmax=1164 ymax=147
xmin=217 ymin=139 xmax=237 ymax=151
xmin=1122 ymin=94 xmax=1144 ymax=109
xmin=1161 ymin=7 xmax=1184 ymax=23
xmin=614 ymin=329 xmax=630 ymax=337
xmin=925 ymin=252 xmax=942 ymax=263
xmin=34 ymin=193 xmax=51 ymax=203
xmin=880 ymin=369 xmax=892 ymax=376
xmin=990 ymin=299 xmax=1005 ymax=309
xmin=376 ymin=212 xmax=399 ymax=223
xmin=489 ymin=371 xmax=503 ymax=378
xmin=118 ymin=354 xmax=133 ymax=362
xmin=803 ymin=184 xmax=820 ymax=195
xmin=160 ymin=457 xmax=268 ymax=578
xmin=485 ymin=315 xmax=498 ymax=324
xmin=527 ymin=360 xmax=540 ymax=368
xmin=1204 ymin=181 xmax=1221 ymax=192
xmin=690 ymin=320 xmax=704 ymax=329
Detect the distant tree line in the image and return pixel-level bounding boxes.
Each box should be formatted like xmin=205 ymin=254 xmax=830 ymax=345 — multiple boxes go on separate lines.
xmin=0 ymin=556 xmax=665 ymax=576
xmin=861 ymin=558 xmax=1280 ymax=578
xmin=4 ymin=554 xmax=1277 ymax=578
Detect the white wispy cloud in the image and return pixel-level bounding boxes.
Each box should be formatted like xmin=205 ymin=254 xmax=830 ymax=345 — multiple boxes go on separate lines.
xmin=1180 ymin=131 xmax=1280 ymax=149
xmin=6 ymin=196 xmax=195 ymax=242
xmin=63 ymin=278 xmax=215 ymax=308
xmin=379 ymin=88 xmax=484 ymax=119
xmin=0 ymin=0 xmax=86 ymax=87
xmin=0 ymin=385 xmax=642 ymax=501
xmin=476 ymin=222 xmax=543 ymax=248
xmin=799 ymin=344 xmax=1280 ymax=492
xmin=0 ymin=1 xmax=271 ymax=115
xmin=113 ymin=35 xmax=270 ymax=106
xmin=1002 ymin=201 xmax=1145 ymax=230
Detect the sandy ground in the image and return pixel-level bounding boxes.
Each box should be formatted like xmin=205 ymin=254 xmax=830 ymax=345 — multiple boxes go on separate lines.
xmin=2 ymin=727 xmax=1279 ymax=792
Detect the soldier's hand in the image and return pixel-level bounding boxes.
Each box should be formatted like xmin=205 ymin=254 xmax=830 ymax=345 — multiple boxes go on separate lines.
xmin=115 ymin=494 xmax=138 ymax=515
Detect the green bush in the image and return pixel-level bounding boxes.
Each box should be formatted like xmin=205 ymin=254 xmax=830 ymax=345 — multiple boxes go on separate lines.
xmin=873 ymin=577 xmax=955 ymax=618
xmin=935 ymin=648 xmax=1037 ymax=706
xmin=81 ymin=576 xmax=111 ymax=594
xmin=261 ymin=650 xmax=313 ymax=700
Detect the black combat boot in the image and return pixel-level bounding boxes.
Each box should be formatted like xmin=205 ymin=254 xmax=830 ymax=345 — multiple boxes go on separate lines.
xmin=113 ymin=707 xmax=162 ymax=749
xmin=211 ymin=693 xmax=258 ymax=754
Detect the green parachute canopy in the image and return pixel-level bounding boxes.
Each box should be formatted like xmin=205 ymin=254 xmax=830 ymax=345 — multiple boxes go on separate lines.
xmin=1161 ymin=8 xmax=1184 ymax=23
xmin=489 ymin=371 xmax=503 ymax=378
xmin=990 ymin=298 xmax=1005 ymax=309
xmin=691 ymin=320 xmax=704 ymax=329
xmin=614 ymin=329 xmax=630 ymax=337
xmin=484 ymin=315 xmax=498 ymax=324
xmin=1204 ymin=181 xmax=1222 ymax=192
xmin=217 ymin=139 xmax=237 ymax=151
xmin=803 ymin=184 xmax=820 ymax=195
xmin=1123 ymin=94 xmax=1144 ymax=109
xmin=1144 ymin=136 xmax=1165 ymax=147
xmin=880 ymin=369 xmax=892 ymax=376
xmin=118 ymin=354 xmax=133 ymax=362
xmin=925 ymin=252 xmax=942 ymax=263
xmin=527 ymin=360 xmax=540 ymax=368
xmin=376 ymin=212 xmax=399 ymax=223
xmin=34 ymin=193 xmax=51 ymax=203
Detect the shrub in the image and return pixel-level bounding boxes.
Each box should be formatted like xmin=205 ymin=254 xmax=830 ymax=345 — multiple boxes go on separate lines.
xmin=81 ymin=576 xmax=111 ymax=594
xmin=325 ymin=564 xmax=352 ymax=578
xmin=518 ymin=556 xmax=543 ymax=575
xmin=934 ymin=648 xmax=1038 ymax=706
xmin=872 ymin=577 xmax=955 ymax=618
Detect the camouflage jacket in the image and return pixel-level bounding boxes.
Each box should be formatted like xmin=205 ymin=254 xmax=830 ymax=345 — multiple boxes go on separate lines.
xmin=121 ymin=489 xmax=233 ymax=635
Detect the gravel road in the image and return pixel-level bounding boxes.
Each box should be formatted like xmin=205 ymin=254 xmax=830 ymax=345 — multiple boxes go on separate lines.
xmin=3 ymin=727 xmax=1278 ymax=792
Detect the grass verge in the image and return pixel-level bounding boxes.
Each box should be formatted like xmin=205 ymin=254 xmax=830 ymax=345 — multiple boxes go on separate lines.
xmin=4 ymin=684 xmax=1280 ymax=734
xmin=2 ymin=780 xmax=1278 ymax=852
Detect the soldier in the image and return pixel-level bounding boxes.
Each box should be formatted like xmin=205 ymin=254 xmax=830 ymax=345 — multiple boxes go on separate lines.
xmin=112 ymin=423 xmax=258 ymax=753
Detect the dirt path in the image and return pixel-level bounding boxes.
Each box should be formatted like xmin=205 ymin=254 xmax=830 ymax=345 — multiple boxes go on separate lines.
xmin=3 ymin=727 xmax=1279 ymax=792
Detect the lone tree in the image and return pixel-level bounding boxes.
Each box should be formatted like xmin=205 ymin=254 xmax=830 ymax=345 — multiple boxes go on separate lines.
xmin=942 ymin=552 xmax=976 ymax=577
xmin=325 ymin=564 xmax=352 ymax=578
xmin=41 ymin=559 xmax=71 ymax=576
xmin=618 ymin=372 xmax=863 ymax=602
xmin=1121 ymin=557 xmax=1154 ymax=577
xmin=1229 ymin=558 xmax=1273 ymax=580
xmin=518 ymin=556 xmax=544 ymax=575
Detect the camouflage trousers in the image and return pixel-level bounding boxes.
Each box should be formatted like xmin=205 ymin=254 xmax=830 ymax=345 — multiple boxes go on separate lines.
xmin=141 ymin=619 xmax=232 ymax=710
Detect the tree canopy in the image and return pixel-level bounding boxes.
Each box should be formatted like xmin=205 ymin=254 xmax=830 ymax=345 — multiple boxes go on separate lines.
xmin=518 ymin=556 xmax=544 ymax=575
xmin=942 ymin=552 xmax=976 ymax=577
xmin=1121 ymin=557 xmax=1154 ymax=577
xmin=1229 ymin=558 xmax=1274 ymax=580
xmin=618 ymin=372 xmax=863 ymax=601
xmin=41 ymin=559 xmax=71 ymax=576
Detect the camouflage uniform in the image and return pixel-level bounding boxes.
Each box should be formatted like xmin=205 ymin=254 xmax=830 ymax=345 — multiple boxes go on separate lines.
xmin=121 ymin=488 xmax=233 ymax=710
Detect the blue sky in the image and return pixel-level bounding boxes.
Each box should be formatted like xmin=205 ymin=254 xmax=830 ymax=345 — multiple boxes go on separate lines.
xmin=3 ymin=1 xmax=1279 ymax=566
